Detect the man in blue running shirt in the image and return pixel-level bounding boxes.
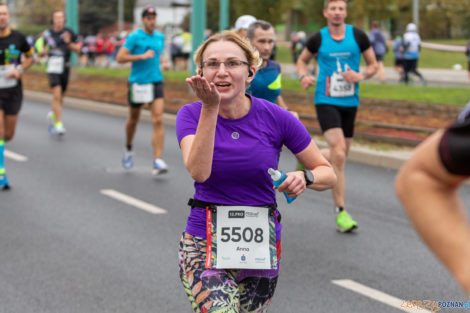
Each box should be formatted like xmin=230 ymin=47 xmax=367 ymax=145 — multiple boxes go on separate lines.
xmin=296 ymin=0 xmax=377 ymax=232
xmin=116 ymin=7 xmax=170 ymax=175
xmin=247 ymin=20 xmax=298 ymax=118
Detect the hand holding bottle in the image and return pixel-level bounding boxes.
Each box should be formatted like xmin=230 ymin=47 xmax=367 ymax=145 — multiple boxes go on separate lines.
xmin=268 ymin=168 xmax=295 ymax=203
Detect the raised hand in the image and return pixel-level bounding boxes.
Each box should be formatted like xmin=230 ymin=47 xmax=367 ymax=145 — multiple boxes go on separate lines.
xmin=185 ymin=75 xmax=220 ymax=109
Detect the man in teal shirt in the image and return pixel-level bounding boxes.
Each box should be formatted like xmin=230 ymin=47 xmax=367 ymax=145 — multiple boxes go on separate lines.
xmin=296 ymin=0 xmax=377 ymax=232
xmin=116 ymin=7 xmax=170 ymax=175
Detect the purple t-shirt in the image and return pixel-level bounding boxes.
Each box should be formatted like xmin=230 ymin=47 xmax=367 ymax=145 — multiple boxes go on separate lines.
xmin=176 ymin=95 xmax=311 ymax=238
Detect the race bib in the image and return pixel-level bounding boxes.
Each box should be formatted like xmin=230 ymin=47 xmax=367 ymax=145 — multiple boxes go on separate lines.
xmin=0 ymin=65 xmax=18 ymax=89
xmin=47 ymin=56 xmax=65 ymax=74
xmin=329 ymin=71 xmax=354 ymax=97
xmin=205 ymin=206 xmax=278 ymax=270
xmin=131 ymin=83 xmax=154 ymax=103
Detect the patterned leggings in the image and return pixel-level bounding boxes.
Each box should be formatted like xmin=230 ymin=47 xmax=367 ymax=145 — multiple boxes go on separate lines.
xmin=178 ymin=233 xmax=278 ymax=313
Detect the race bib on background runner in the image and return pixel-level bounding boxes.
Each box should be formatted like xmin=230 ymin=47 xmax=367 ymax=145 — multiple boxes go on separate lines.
xmin=329 ymin=71 xmax=354 ymax=97
xmin=205 ymin=206 xmax=278 ymax=270
xmin=328 ymin=59 xmax=354 ymax=98
xmin=47 ymin=56 xmax=65 ymax=74
xmin=131 ymin=83 xmax=154 ymax=103
xmin=0 ymin=65 xmax=18 ymax=89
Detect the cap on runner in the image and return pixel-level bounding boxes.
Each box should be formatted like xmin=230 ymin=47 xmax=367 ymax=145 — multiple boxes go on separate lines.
xmin=235 ymin=15 xmax=257 ymax=30
xmin=142 ymin=7 xmax=157 ymax=17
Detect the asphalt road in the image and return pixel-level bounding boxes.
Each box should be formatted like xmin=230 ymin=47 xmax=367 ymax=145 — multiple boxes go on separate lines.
xmin=1 ymin=99 xmax=469 ymax=313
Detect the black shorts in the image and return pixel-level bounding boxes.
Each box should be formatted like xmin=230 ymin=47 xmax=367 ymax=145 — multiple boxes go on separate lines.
xmin=0 ymin=84 xmax=23 ymax=115
xmin=394 ymin=58 xmax=404 ymax=67
xmin=128 ymin=82 xmax=164 ymax=108
xmin=403 ymin=59 xmax=418 ymax=72
xmin=375 ymin=54 xmax=384 ymax=62
xmin=438 ymin=115 xmax=470 ymax=176
xmin=48 ymin=67 xmax=70 ymax=92
xmin=315 ymin=104 xmax=358 ymax=138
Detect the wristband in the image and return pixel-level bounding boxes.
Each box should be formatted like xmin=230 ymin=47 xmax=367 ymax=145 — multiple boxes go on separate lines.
xmin=299 ymin=75 xmax=305 ymax=81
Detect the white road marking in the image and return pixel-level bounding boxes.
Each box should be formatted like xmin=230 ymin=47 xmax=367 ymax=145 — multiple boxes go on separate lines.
xmin=100 ymin=189 xmax=167 ymax=215
xmin=331 ymin=279 xmax=432 ymax=313
xmin=5 ymin=149 xmax=28 ymax=162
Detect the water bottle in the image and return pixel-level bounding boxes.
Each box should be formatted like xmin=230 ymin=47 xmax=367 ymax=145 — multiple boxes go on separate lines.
xmin=268 ymin=168 xmax=296 ymax=204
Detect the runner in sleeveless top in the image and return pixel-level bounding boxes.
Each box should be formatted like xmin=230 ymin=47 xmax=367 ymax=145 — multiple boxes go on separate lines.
xmin=0 ymin=3 xmax=34 ymax=190
xmin=246 ymin=20 xmax=298 ymax=118
xmin=296 ymin=0 xmax=378 ymax=232
xmin=116 ymin=7 xmax=170 ymax=175
xmin=176 ymin=30 xmax=336 ymax=313
xmin=396 ymin=102 xmax=470 ymax=296
xmin=42 ymin=10 xmax=80 ymax=135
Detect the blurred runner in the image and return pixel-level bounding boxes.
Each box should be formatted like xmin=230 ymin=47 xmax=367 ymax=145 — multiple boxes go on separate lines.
xmin=116 ymin=7 xmax=170 ymax=175
xmin=396 ymin=101 xmax=470 ymax=296
xmin=0 ymin=3 xmax=34 ymax=189
xmin=247 ymin=20 xmax=298 ymax=118
xmin=296 ymin=0 xmax=377 ymax=232
xmin=42 ymin=10 xmax=80 ymax=135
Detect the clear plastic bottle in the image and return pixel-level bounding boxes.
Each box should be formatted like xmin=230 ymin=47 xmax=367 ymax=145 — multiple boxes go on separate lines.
xmin=268 ymin=168 xmax=296 ymax=204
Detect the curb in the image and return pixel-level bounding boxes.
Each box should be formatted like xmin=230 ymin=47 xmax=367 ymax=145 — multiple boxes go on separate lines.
xmin=24 ymin=90 xmax=411 ymax=171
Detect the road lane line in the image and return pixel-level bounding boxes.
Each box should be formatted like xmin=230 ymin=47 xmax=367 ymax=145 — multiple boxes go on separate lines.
xmin=331 ymin=279 xmax=432 ymax=313
xmin=100 ymin=189 xmax=167 ymax=215
xmin=5 ymin=149 xmax=28 ymax=162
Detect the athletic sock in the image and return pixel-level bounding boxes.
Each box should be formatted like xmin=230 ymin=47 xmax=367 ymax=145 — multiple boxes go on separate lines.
xmin=54 ymin=121 xmax=63 ymax=129
xmin=0 ymin=139 xmax=5 ymax=175
xmin=335 ymin=206 xmax=344 ymax=214
xmin=126 ymin=144 xmax=132 ymax=151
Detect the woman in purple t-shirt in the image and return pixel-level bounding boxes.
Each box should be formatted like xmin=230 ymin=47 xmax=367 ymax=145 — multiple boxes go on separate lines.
xmin=176 ymin=30 xmax=336 ymax=313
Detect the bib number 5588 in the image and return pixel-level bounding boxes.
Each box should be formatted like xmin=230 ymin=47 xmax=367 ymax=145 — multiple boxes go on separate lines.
xmin=220 ymin=227 xmax=264 ymax=243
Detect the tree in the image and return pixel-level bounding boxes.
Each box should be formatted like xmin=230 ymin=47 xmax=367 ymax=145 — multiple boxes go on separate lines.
xmin=16 ymin=0 xmax=63 ymax=35
xmin=289 ymin=0 xmax=470 ymax=38
xmin=203 ymin=0 xmax=291 ymax=32
xmin=15 ymin=0 xmax=137 ymax=36
xmin=79 ymin=0 xmax=136 ymax=35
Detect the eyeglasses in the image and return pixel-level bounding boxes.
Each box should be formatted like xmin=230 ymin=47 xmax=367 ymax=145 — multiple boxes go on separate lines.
xmin=201 ymin=59 xmax=249 ymax=70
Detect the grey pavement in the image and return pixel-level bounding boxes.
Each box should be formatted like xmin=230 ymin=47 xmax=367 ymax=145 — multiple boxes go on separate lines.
xmin=280 ymin=63 xmax=469 ymax=87
xmin=2 ymin=96 xmax=469 ymax=313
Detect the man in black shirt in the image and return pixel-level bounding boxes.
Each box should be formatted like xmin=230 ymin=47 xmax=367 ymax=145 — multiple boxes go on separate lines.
xmin=42 ymin=10 xmax=80 ymax=135
xmin=0 ymin=3 xmax=34 ymax=189
xmin=396 ymin=102 xmax=470 ymax=296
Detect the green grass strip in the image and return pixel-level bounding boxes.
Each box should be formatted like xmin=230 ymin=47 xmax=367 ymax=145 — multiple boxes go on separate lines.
xmin=30 ymin=65 xmax=468 ymax=106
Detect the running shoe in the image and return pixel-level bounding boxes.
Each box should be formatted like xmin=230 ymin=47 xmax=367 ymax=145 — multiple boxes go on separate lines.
xmin=54 ymin=122 xmax=66 ymax=136
xmin=121 ymin=150 xmax=134 ymax=170
xmin=0 ymin=172 xmax=10 ymax=190
xmin=152 ymin=158 xmax=168 ymax=176
xmin=47 ymin=111 xmax=55 ymax=134
xmin=336 ymin=210 xmax=358 ymax=233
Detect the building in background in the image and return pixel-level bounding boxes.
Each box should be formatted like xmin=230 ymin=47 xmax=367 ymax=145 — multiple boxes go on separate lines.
xmin=134 ymin=0 xmax=190 ymax=28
